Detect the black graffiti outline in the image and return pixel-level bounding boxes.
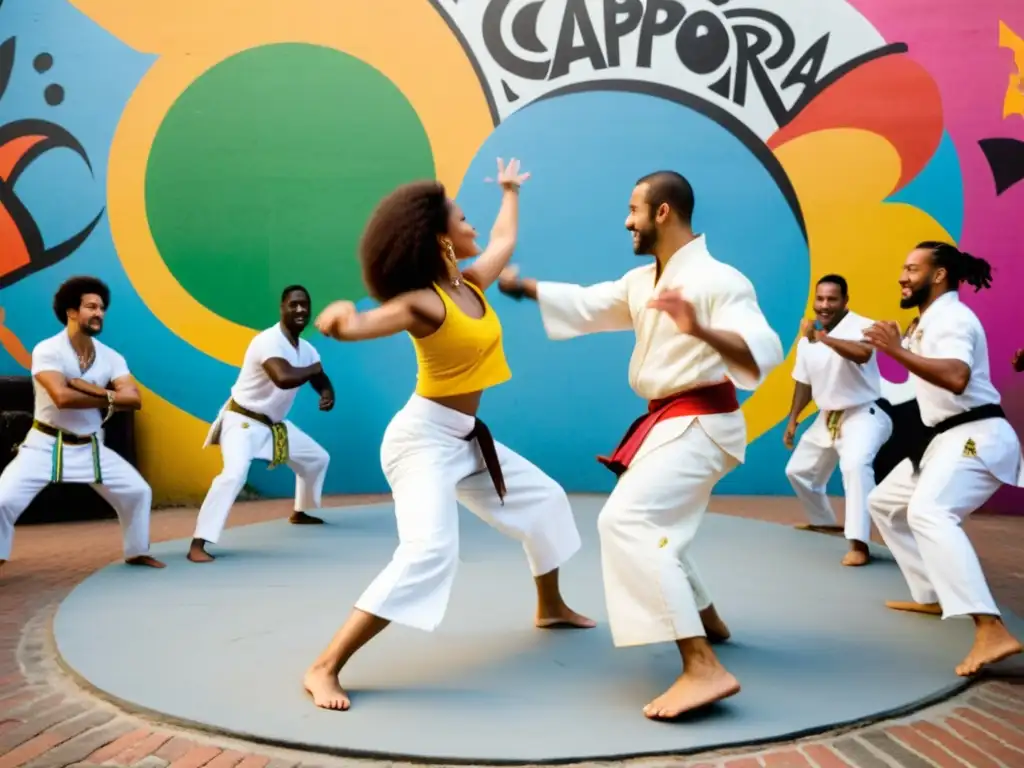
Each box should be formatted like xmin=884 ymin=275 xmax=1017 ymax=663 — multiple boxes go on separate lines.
xmin=0 ymin=35 xmax=105 ymax=289
xmin=426 ymin=0 xmax=501 ymax=127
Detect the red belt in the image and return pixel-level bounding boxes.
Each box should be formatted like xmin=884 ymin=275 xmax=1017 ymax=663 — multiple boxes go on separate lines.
xmin=597 ymin=380 xmax=740 ymax=476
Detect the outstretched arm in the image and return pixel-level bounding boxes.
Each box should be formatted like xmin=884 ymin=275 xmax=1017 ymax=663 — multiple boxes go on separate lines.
xmin=315 ymin=291 xmax=440 ymax=342
xmin=800 ymin=317 xmax=873 ymax=364
xmin=863 ymin=321 xmax=971 ymax=394
xmin=462 ymin=159 xmax=531 ymax=291
xmin=498 ymin=266 xmax=633 ymax=339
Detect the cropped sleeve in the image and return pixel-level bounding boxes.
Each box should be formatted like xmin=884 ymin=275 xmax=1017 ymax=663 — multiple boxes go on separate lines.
xmin=107 ymin=350 xmax=131 ymax=381
xmin=929 ymin=313 xmax=975 ymax=367
xmin=710 ymin=275 xmax=784 ymax=390
xmin=30 ymin=341 xmax=64 ymax=377
xmin=791 ymin=340 xmax=810 ymax=385
xmin=536 ymin=278 xmax=633 ymax=340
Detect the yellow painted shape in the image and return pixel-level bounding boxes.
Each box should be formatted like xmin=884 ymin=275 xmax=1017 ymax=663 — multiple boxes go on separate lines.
xmin=999 ymin=20 xmax=1024 ymax=120
xmin=744 ymin=128 xmax=953 ymax=443
xmin=73 ymin=0 xmax=493 ymax=367
xmin=135 ymin=381 xmax=220 ymax=505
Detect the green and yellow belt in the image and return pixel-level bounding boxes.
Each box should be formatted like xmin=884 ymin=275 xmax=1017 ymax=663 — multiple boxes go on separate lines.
xmin=226 ymin=399 xmax=289 ymax=468
xmin=32 ymin=420 xmax=103 ymax=484
xmin=825 ymin=410 xmax=844 ymax=442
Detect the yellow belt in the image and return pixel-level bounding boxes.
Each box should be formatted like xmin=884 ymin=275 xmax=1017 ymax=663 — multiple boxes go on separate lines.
xmin=825 ymin=410 xmax=844 ymax=442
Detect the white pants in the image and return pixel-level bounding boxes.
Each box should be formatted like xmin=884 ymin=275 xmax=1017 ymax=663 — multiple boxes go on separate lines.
xmin=868 ymin=419 xmax=1021 ymax=619
xmin=786 ymin=403 xmax=892 ymax=542
xmin=356 ymin=395 xmax=582 ymax=632
xmin=193 ymin=411 xmax=330 ymax=543
xmin=598 ymin=419 xmax=737 ymax=647
xmin=0 ymin=429 xmax=152 ymax=561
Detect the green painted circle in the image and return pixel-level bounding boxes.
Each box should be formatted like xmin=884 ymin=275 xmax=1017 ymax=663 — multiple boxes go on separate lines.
xmin=146 ymin=43 xmax=435 ymax=328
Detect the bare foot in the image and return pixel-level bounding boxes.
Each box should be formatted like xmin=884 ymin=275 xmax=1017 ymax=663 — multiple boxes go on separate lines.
xmin=842 ymin=549 xmax=870 ymax=567
xmin=886 ymin=600 xmax=942 ymax=616
xmin=125 ymin=555 xmax=165 ymax=568
xmin=187 ymin=539 xmax=215 ymax=563
xmin=795 ymin=523 xmax=844 ymax=536
xmin=700 ymin=605 xmax=730 ymax=644
xmin=303 ymin=667 xmax=350 ymax=710
xmin=643 ymin=668 xmax=741 ymax=719
xmin=536 ymin=603 xmax=597 ymax=629
xmin=956 ymin=619 xmax=1023 ymax=677
xmin=290 ymin=512 xmax=324 ymax=525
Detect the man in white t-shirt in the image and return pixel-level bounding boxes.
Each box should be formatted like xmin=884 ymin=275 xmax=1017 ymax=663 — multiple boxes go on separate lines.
xmin=0 ymin=276 xmax=162 ymax=573
xmin=864 ymin=241 xmax=1022 ymax=677
xmin=784 ymin=274 xmax=892 ymax=567
xmin=189 ymin=285 xmax=335 ymax=562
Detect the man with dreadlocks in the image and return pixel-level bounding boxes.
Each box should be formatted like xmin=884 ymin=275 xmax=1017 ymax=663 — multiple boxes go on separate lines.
xmin=863 ymin=241 xmax=1023 ymax=677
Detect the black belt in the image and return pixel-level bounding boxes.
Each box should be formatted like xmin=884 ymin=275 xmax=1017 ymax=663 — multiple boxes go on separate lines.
xmin=907 ymin=403 xmax=1005 ymax=472
xmin=463 ymin=418 xmax=506 ymax=504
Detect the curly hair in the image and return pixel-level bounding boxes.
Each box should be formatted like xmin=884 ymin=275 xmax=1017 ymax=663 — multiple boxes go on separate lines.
xmin=52 ymin=276 xmax=110 ymax=325
xmin=916 ymin=241 xmax=993 ymax=293
xmin=359 ymin=180 xmax=451 ymax=302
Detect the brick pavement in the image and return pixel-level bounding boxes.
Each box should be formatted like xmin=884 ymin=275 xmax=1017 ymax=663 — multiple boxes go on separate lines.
xmin=1 ymin=494 xmax=1023 ymax=768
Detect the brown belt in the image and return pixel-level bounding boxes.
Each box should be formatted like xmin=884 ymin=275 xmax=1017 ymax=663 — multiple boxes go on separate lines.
xmin=463 ymin=418 xmax=506 ymax=504
xmin=32 ymin=419 xmax=93 ymax=445
xmin=226 ymin=399 xmax=289 ymax=468
xmin=227 ymin=399 xmax=274 ymax=428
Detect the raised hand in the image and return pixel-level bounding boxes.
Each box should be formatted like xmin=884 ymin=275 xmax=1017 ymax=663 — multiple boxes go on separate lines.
xmin=315 ymin=301 xmax=356 ymax=339
xmin=799 ymin=317 xmax=820 ymax=343
xmin=648 ymin=288 xmax=699 ymax=335
xmin=862 ymin=320 xmax=902 ymax=352
xmin=487 ymin=158 xmax=531 ymax=190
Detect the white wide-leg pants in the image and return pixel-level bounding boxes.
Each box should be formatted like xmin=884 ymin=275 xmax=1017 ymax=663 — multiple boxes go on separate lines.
xmin=868 ymin=419 xmax=1022 ymax=619
xmin=355 ymin=395 xmax=582 ymax=632
xmin=193 ymin=411 xmax=330 ymax=544
xmin=598 ymin=419 xmax=736 ymax=647
xmin=0 ymin=429 xmax=152 ymax=561
xmin=786 ymin=403 xmax=892 ymax=542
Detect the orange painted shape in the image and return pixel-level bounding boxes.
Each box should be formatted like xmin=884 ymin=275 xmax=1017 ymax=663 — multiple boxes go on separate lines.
xmin=0 ymin=202 xmax=31 ymax=274
xmin=767 ymin=54 xmax=944 ymax=193
xmin=0 ymin=134 xmax=47 ymax=181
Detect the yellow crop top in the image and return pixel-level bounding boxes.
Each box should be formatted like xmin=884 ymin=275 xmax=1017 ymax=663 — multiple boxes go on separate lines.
xmin=412 ymin=281 xmax=512 ymax=397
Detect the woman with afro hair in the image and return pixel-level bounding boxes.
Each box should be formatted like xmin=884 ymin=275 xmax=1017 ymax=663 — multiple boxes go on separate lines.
xmin=305 ymin=158 xmax=594 ymax=710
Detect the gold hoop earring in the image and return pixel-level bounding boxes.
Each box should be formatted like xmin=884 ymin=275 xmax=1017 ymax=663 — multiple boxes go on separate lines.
xmin=442 ymin=240 xmax=461 ymax=288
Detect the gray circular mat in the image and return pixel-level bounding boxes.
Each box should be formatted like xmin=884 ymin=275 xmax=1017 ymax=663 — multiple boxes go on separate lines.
xmin=54 ymin=496 xmax=1017 ymax=763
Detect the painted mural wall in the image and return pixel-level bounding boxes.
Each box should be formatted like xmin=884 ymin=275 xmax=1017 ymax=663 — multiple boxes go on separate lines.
xmin=1 ymin=0 xmax=1022 ymax=508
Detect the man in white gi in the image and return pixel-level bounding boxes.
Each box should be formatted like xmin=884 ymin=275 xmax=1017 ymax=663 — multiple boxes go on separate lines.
xmin=0 ymin=276 xmax=163 ymax=573
xmin=189 ymin=285 xmax=335 ymax=562
xmin=863 ymin=241 xmax=1023 ymax=677
xmin=498 ymin=171 xmax=783 ymax=719
xmin=784 ymin=274 xmax=893 ymax=567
